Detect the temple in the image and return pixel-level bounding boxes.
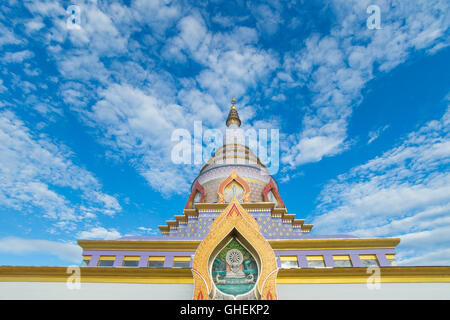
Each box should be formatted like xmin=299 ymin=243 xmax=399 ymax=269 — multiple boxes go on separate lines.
xmin=1 ymin=99 xmax=449 ymax=299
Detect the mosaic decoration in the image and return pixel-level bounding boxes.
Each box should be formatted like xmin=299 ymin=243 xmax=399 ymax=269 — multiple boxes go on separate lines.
xmin=218 ymin=170 xmax=251 ymax=203
xmin=193 ymin=163 xmax=271 ymax=203
xmin=184 ymin=181 xmax=205 ymax=209
xmin=211 ymin=238 xmax=258 ymax=297
xmin=224 ymin=182 xmax=245 ymax=203
xmin=192 ymin=199 xmax=278 ymax=300
xmin=263 ymin=179 xmax=285 ymax=208
xmin=165 ymin=208 xmax=306 ymax=239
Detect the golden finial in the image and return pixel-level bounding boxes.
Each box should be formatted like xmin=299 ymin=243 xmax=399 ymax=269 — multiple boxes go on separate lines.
xmin=231 ymin=97 xmax=237 ymax=108
xmin=226 ymin=97 xmax=241 ymax=127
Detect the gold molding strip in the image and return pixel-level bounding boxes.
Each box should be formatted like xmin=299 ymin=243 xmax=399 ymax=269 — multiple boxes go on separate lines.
xmin=277 ymin=266 xmax=450 ymax=284
xmin=194 ymin=202 xmax=276 ymax=210
xmin=0 ymin=267 xmax=193 ymax=284
xmin=292 ymin=219 xmax=305 ymax=228
xmin=1 ymin=266 xmax=450 ymax=284
xmin=158 ymin=225 xmax=169 ymax=233
xmin=270 ymin=238 xmax=400 ymax=250
xmin=272 ymin=207 xmax=287 ymax=214
xmin=77 ymin=240 xmax=200 ymax=251
xmin=77 ymin=238 xmax=400 ymax=252
xmin=301 ymin=224 xmax=314 ymax=233
xmin=175 ymin=215 xmax=188 ymax=224
xmin=193 ymin=203 xmax=228 ymax=210
xmin=183 ymin=209 xmax=198 ymax=216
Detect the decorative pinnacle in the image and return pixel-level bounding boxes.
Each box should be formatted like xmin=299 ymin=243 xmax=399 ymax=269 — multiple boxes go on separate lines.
xmin=226 ymin=97 xmax=241 ymax=127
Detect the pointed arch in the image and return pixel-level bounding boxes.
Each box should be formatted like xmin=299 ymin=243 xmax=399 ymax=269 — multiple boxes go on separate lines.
xmin=263 ymin=179 xmax=285 ymax=208
xmin=192 ymin=199 xmax=278 ymax=300
xmin=217 ymin=170 xmax=251 ymax=203
xmin=184 ymin=181 xmax=206 ymax=209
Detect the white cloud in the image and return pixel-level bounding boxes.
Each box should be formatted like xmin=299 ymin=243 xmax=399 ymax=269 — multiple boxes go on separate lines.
xmin=271 ymin=93 xmax=286 ymax=102
xmin=137 ymin=226 xmax=158 ymax=235
xmin=399 ymin=248 xmax=450 ymax=266
xmin=90 ymin=192 xmax=121 ymax=216
xmin=312 ymin=105 xmax=450 ymax=265
xmin=2 ymin=50 xmax=34 ymax=63
xmin=86 ymin=83 xmax=195 ymax=195
xmin=163 ymin=13 xmax=278 ymax=104
xmin=77 ymin=227 xmax=121 ymax=240
xmin=43 ymin=5 xmax=279 ymax=195
xmin=13 ymin=0 xmax=448 ymax=201
xmin=249 ymin=2 xmax=283 ymax=36
xmin=0 ymin=21 xmax=22 ymax=47
xmin=368 ymin=125 xmax=390 ymax=144
xmin=0 ymin=80 xmax=6 ymax=93
xmin=66 ymin=4 xmax=128 ymax=56
xmin=57 ymin=52 xmax=109 ymax=82
xmin=24 ymin=17 xmax=45 ymax=33
xmin=22 ymin=0 xmax=65 ymax=16
xmin=0 ymin=237 xmax=82 ymax=263
xmin=0 ymin=110 xmax=121 ymax=224
xmin=130 ymin=0 xmax=181 ymax=36
xmin=282 ymin=0 xmax=449 ymax=167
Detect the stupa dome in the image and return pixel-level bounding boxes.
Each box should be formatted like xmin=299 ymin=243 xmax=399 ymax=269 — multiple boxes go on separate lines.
xmin=185 ymin=98 xmax=282 ymax=208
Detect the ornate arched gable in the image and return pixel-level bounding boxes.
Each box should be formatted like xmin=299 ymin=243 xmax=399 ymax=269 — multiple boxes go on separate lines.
xmin=263 ymin=179 xmax=285 ymax=208
xmin=184 ymin=181 xmax=206 ymax=209
xmin=191 ymin=199 xmax=278 ymax=300
xmin=217 ymin=170 xmax=251 ymax=203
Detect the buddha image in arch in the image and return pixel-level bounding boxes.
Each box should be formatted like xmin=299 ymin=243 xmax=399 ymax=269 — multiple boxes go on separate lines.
xmin=211 ymin=238 xmax=259 ymax=297
xmin=224 ymin=181 xmax=244 ymax=203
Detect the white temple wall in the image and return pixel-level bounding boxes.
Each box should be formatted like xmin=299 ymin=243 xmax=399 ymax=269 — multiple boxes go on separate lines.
xmin=1 ymin=282 xmax=449 ymax=299
xmin=277 ymin=283 xmax=450 ymax=299
xmin=0 ymin=282 xmax=194 ymax=300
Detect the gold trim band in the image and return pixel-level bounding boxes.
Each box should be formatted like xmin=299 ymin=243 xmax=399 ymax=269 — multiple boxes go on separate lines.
xmin=1 ymin=266 xmax=450 ymax=284
xmin=78 ymin=238 xmax=400 ymax=251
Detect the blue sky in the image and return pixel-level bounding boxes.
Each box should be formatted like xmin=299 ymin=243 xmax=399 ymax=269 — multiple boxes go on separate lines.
xmin=0 ymin=0 xmax=449 ymax=267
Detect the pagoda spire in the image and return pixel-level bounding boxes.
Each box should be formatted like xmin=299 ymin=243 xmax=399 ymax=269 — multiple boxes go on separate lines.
xmin=226 ymin=97 xmax=241 ymax=127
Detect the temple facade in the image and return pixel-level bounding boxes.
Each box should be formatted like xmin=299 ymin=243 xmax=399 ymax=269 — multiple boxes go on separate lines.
xmin=1 ymin=99 xmax=449 ymax=300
